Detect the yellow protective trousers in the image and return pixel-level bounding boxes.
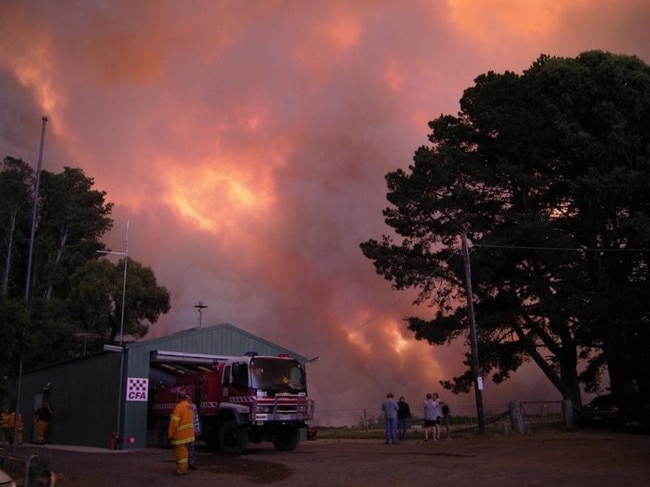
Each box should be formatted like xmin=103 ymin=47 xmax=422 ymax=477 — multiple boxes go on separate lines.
xmin=173 ymin=443 xmax=189 ymax=474
xmin=36 ymin=420 xmax=50 ymax=444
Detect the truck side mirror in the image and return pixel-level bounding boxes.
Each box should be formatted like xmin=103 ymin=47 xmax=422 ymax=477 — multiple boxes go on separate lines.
xmin=231 ymin=363 xmax=249 ymax=391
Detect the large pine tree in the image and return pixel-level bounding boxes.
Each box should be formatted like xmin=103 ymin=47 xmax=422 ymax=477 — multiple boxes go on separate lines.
xmin=361 ymin=51 xmax=650 ymax=407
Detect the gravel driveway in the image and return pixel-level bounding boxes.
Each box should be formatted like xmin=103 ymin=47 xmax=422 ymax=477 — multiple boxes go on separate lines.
xmin=12 ymin=428 xmax=650 ymax=487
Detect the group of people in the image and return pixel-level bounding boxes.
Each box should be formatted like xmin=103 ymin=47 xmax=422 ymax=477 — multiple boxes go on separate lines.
xmin=168 ymin=392 xmax=201 ymax=476
xmin=0 ymin=407 xmax=23 ymax=445
xmin=0 ymin=401 xmax=53 ymax=446
xmin=381 ymin=392 xmax=446 ymax=444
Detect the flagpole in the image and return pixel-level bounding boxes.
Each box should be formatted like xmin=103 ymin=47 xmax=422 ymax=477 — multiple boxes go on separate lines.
xmin=12 ymin=116 xmax=48 ymax=453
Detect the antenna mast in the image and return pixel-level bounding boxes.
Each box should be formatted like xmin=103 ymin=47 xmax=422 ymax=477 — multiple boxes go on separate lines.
xmin=194 ymin=301 xmax=208 ymax=328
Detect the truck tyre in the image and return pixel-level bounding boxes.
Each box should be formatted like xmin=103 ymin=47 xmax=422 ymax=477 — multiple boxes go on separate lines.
xmin=156 ymin=418 xmax=171 ymax=448
xmin=272 ymin=428 xmax=300 ymax=451
xmin=218 ymin=419 xmax=248 ymax=455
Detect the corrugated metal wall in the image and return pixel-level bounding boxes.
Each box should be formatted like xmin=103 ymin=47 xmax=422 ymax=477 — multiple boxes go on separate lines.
xmin=18 ymin=351 xmax=122 ymax=449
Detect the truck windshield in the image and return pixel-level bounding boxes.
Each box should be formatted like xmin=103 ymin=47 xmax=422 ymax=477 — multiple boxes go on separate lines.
xmin=250 ymin=357 xmax=307 ymax=394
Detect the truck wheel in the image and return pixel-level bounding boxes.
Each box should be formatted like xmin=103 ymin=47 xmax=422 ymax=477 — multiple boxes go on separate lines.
xmin=218 ymin=419 xmax=248 ymax=455
xmin=272 ymin=428 xmax=300 ymax=451
xmin=156 ymin=419 xmax=171 ymax=448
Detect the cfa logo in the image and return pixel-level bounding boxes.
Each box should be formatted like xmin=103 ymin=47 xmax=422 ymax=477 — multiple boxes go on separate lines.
xmin=126 ymin=377 xmax=149 ymax=402
xmin=128 ymin=390 xmax=147 ymax=400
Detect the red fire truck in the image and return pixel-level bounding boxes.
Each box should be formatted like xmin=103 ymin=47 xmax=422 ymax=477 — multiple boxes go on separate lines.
xmin=149 ymin=351 xmax=314 ymax=454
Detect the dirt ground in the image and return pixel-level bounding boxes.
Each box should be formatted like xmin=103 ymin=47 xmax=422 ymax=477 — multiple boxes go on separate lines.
xmin=11 ymin=428 xmax=650 ymax=487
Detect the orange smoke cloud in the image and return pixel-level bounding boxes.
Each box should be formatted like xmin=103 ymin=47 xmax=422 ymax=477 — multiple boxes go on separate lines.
xmin=163 ymin=157 xmax=276 ymax=232
xmin=447 ymin=0 xmax=567 ymax=41
xmin=1 ymin=0 xmax=648 ymax=425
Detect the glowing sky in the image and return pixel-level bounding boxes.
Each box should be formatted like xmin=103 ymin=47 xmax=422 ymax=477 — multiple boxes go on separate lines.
xmin=2 ymin=1 xmax=649 ymax=425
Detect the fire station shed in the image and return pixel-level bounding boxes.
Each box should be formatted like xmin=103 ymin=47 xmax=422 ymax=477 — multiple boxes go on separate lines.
xmin=18 ymin=323 xmax=306 ymax=450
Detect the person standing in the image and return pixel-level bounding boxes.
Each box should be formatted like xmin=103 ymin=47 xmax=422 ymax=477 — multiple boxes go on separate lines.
xmin=168 ymin=393 xmax=196 ymax=476
xmin=430 ymin=392 xmax=445 ymax=441
xmin=423 ymin=393 xmax=436 ymax=441
xmin=7 ymin=408 xmax=23 ymax=445
xmin=34 ymin=401 xmax=53 ymax=444
xmin=187 ymin=396 xmax=201 ymax=471
xmin=381 ymin=393 xmax=399 ymax=445
xmin=397 ymin=396 xmax=411 ymax=441
xmin=0 ymin=407 xmax=10 ymax=443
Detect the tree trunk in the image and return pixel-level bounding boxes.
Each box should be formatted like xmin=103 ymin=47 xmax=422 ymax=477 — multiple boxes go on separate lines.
xmin=515 ymin=326 xmax=582 ymax=409
xmin=44 ymin=226 xmax=68 ymax=301
xmin=1 ymin=210 xmax=18 ymax=295
xmin=603 ymin=319 xmax=634 ymax=393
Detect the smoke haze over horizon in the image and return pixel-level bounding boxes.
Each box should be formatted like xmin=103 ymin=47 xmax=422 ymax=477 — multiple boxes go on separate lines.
xmin=2 ymin=1 xmax=649 ymax=425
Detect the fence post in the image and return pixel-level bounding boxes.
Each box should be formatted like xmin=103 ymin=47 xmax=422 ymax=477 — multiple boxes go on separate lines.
xmin=509 ymin=401 xmax=525 ymax=434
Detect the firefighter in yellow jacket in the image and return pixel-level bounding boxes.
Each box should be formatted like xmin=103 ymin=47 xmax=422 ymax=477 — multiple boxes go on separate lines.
xmin=0 ymin=407 xmax=10 ymax=443
xmin=7 ymin=409 xmax=24 ymax=445
xmin=168 ymin=392 xmax=195 ymax=476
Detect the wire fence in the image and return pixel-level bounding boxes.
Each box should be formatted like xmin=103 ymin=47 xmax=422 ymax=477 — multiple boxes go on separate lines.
xmin=312 ymin=400 xmax=566 ymax=433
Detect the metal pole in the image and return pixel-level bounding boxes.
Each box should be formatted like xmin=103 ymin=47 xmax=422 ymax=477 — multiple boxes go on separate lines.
xmin=100 ymin=221 xmax=129 ymax=448
xmin=114 ymin=223 xmax=128 ymax=448
xmin=118 ymin=221 xmax=129 ymax=345
xmin=24 ymin=116 xmax=48 ymax=304
xmin=116 ymin=348 xmax=125 ymax=449
xmin=12 ymin=116 xmax=48 ymax=453
xmin=97 ymin=221 xmax=129 ymax=345
xmin=461 ymin=233 xmax=485 ymax=434
xmin=194 ymin=301 xmax=207 ymax=328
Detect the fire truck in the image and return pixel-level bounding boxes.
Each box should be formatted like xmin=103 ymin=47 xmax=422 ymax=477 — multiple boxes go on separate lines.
xmin=149 ymin=351 xmax=314 ymax=454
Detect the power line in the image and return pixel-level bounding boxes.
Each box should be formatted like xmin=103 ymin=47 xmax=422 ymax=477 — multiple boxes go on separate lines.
xmin=473 ymin=243 xmax=650 ymax=253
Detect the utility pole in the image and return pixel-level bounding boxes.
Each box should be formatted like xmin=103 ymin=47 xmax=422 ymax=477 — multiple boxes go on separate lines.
xmin=461 ymin=233 xmax=485 ymax=434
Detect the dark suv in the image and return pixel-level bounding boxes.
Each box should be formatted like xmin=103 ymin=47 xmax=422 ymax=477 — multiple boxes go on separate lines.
xmin=579 ymin=393 xmax=650 ymax=427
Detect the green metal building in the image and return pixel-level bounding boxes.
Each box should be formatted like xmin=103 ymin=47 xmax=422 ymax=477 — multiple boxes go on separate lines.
xmin=18 ymin=323 xmax=305 ymax=450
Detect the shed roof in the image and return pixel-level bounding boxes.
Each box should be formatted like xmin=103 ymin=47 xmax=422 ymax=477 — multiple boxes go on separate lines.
xmin=126 ymin=322 xmax=306 ymax=361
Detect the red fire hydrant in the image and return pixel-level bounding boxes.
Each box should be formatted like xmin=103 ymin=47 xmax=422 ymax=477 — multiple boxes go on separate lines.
xmin=110 ymin=432 xmax=118 ymax=450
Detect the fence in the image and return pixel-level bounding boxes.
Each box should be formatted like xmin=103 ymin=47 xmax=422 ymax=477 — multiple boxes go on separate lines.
xmin=0 ymin=451 xmax=56 ymax=487
xmin=311 ymin=400 xmax=567 ymax=432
